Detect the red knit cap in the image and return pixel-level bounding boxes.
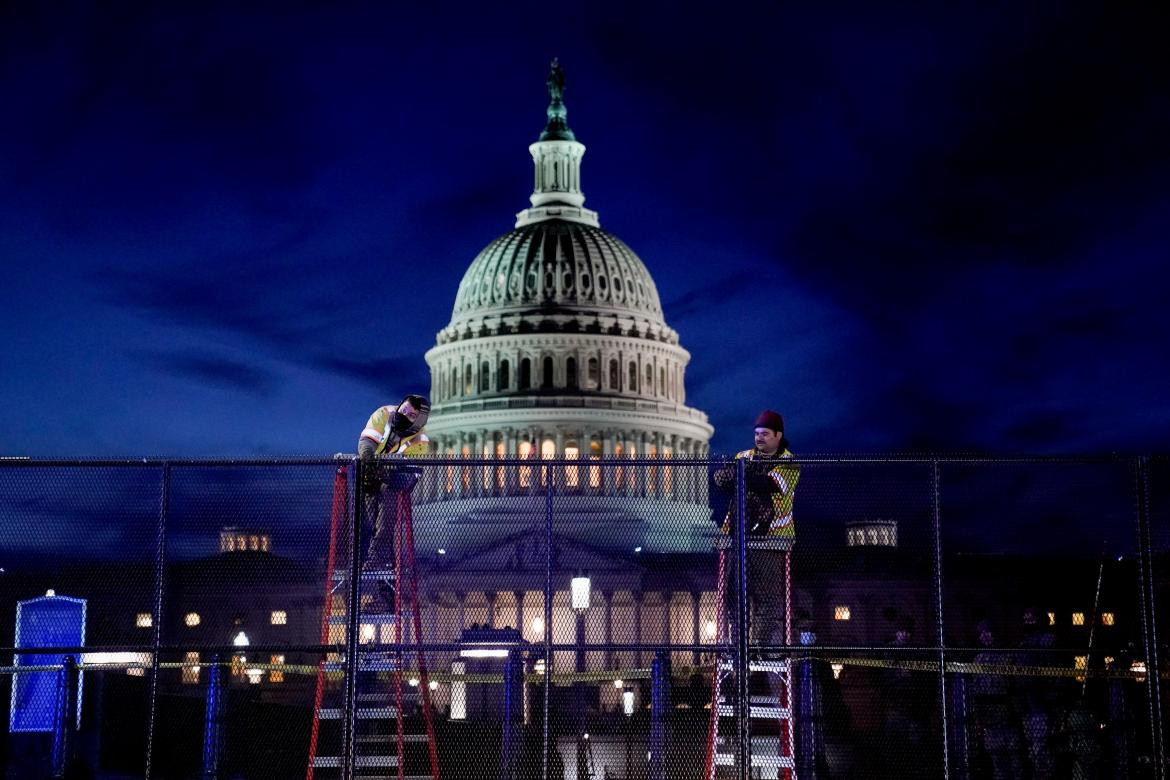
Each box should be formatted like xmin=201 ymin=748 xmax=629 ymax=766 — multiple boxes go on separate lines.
xmin=753 ymin=410 xmax=785 ymax=433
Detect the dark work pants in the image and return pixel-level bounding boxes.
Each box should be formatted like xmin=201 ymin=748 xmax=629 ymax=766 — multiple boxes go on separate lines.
xmin=726 ymin=548 xmax=789 ymax=647
xmin=363 ymin=489 xmax=394 ymax=571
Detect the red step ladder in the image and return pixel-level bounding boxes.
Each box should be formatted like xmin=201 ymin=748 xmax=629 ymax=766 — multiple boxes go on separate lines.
xmin=705 ymin=539 xmax=796 ymax=780
xmin=307 ymin=463 xmax=440 ymax=780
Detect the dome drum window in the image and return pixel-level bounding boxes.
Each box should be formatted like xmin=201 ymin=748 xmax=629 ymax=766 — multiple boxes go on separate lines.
xmin=542 ymin=356 xmax=555 ymax=389
xmin=566 ymin=357 xmax=578 ymax=389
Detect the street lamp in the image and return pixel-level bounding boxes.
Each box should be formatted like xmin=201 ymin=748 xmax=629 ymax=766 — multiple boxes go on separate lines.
xmin=623 ymin=688 xmax=635 ymax=779
xmin=571 ymin=575 xmax=591 ymax=611
xmin=572 ymin=575 xmax=591 ymax=780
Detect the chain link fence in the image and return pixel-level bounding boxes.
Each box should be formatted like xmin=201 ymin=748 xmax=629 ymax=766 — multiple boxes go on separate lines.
xmin=0 ymin=455 xmax=1164 ymax=779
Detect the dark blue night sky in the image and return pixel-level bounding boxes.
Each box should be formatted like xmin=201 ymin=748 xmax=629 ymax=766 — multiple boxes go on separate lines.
xmin=1 ymin=3 xmax=1167 ymax=457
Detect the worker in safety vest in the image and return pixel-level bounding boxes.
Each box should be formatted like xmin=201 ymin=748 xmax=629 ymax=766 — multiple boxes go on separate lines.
xmin=713 ymin=409 xmax=800 ymax=646
xmin=357 ymin=395 xmax=430 ymax=581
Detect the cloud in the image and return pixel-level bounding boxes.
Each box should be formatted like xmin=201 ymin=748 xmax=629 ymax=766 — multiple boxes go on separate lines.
xmin=312 ymin=355 xmax=430 ymax=391
xmin=133 ymin=350 xmax=276 ymax=394
xmin=662 ymin=270 xmax=757 ymax=322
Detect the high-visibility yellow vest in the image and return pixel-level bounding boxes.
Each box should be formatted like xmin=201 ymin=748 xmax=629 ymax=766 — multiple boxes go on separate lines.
xmin=360 ymin=406 xmax=430 ymax=456
xmin=724 ymin=447 xmax=800 ymax=539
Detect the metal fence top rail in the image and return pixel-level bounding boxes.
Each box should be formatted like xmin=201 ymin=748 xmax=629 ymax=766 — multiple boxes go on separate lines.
xmin=0 ymin=453 xmax=1162 ymax=467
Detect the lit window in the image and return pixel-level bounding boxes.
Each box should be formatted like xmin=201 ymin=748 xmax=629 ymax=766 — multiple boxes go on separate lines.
xmin=662 ymin=447 xmax=673 ymax=493
xmin=540 ymin=438 xmax=555 ymax=487
xmin=831 ymin=662 xmax=844 ymax=679
xmin=269 ymin=654 xmax=285 ymax=683
xmin=136 ymin=613 xmax=153 ymax=628
xmin=834 ymin=606 xmax=851 ymax=621
xmin=496 ymin=440 xmax=506 ymax=489
xmin=182 ymin=652 xmax=200 ymax=684
xmin=647 ymin=444 xmax=657 ymax=496
xmin=270 ymin=610 xmax=287 ymax=626
xmin=1072 ymin=612 xmax=1085 ymax=626
xmin=185 ymin=612 xmax=201 ymax=627
xmin=518 ymin=440 xmax=534 ymax=488
xmin=1102 ymin=612 xmax=1115 ymax=626
xmin=625 ymin=442 xmax=637 ymax=490
xmin=1047 ymin=612 xmax=1056 ymax=626
xmin=564 ymin=444 xmax=579 ymax=488
xmin=1074 ymin=655 xmax=1087 ymax=670
xmin=589 ymin=440 xmax=602 ymax=489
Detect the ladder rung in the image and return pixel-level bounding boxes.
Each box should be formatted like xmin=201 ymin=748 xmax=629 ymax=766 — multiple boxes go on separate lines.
xmin=354 ymin=733 xmax=431 ymax=743
xmin=333 ymin=569 xmax=398 ymax=581
xmin=717 ymin=659 xmax=791 ymax=673
xmin=716 ymin=704 xmax=792 ymax=720
xmin=316 ymin=707 xmax=399 ymax=719
xmin=713 ymin=753 xmax=795 ymax=768
xmin=328 ymin=614 xmax=406 ymax=624
xmin=313 ymin=755 xmax=400 ymax=768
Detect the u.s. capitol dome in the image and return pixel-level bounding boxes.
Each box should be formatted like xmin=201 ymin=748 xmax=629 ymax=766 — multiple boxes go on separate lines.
xmin=415 ymin=62 xmax=714 ymax=554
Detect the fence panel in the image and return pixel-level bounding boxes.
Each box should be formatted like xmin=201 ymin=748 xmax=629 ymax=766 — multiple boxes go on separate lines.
xmin=0 ymin=457 xmax=1164 ymax=779
xmin=939 ymin=458 xmax=1151 ymax=779
xmin=0 ymin=463 xmax=163 ymax=778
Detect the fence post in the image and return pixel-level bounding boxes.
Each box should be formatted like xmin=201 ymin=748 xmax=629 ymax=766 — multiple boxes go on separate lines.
xmin=797 ymin=633 xmax=820 ymax=779
xmin=201 ymin=654 xmax=224 ymax=779
xmin=948 ymin=674 xmax=968 ymax=780
xmin=931 ymin=459 xmax=951 ymax=779
xmin=1108 ymin=677 xmax=1131 ymax=776
xmin=51 ymin=655 xmax=79 ymax=778
xmin=145 ymin=462 xmax=171 ymax=780
xmin=649 ymin=650 xmax=670 ymax=780
xmin=734 ymin=457 xmax=751 ymax=777
xmin=500 ymin=649 xmax=523 ymax=780
xmin=542 ymin=460 xmax=554 ymax=780
xmin=1134 ymin=455 xmax=1164 ymax=777
xmin=343 ymin=459 xmax=364 ymax=780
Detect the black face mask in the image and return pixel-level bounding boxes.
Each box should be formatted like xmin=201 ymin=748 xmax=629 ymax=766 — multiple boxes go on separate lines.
xmin=391 ymin=411 xmax=414 ymax=434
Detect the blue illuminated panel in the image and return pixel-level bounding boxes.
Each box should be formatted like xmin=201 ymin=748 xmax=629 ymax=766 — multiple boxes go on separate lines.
xmin=9 ymin=594 xmax=86 ymax=733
